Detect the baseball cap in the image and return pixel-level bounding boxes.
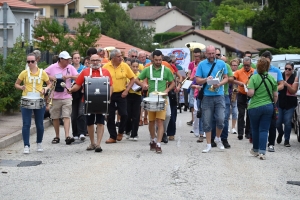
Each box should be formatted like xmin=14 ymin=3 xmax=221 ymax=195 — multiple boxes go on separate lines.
xmin=59 ymin=51 xmax=72 ymax=59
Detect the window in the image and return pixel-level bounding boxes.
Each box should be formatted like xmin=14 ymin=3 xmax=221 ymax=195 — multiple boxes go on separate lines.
xmin=39 ymin=8 xmax=43 ymax=16
xmin=69 ymin=9 xmax=75 ymax=16
xmin=87 ymin=9 xmax=95 ymax=14
xmin=54 ymin=8 xmax=58 ymax=17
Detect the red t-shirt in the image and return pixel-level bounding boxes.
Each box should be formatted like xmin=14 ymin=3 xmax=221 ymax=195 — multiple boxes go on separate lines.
xmin=76 ymin=67 xmax=113 ymax=86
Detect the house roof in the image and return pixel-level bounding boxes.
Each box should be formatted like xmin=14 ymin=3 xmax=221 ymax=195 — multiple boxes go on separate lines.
xmin=28 ymin=0 xmax=75 ymax=5
xmin=127 ymin=6 xmax=194 ymax=21
xmin=166 ymin=25 xmax=194 ymax=33
xmin=35 ymin=18 xmax=85 ymax=31
xmin=164 ymin=30 xmax=272 ymax=54
xmin=0 ymin=0 xmax=39 ymax=9
xmin=95 ymin=35 xmax=150 ymax=55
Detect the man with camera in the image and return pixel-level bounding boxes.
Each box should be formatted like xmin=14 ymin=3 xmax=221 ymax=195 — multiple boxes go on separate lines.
xmin=195 ymin=45 xmax=228 ymax=153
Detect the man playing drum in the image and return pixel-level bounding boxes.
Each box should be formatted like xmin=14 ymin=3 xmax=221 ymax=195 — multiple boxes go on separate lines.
xmin=135 ymin=50 xmax=175 ymax=153
xmin=68 ymin=54 xmax=113 ymax=152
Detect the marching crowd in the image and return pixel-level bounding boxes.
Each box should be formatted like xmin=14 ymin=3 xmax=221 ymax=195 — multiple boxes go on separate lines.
xmin=14 ymin=45 xmax=299 ymax=159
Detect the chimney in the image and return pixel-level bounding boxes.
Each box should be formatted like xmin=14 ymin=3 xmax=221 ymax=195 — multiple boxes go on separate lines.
xmin=247 ymin=26 xmax=253 ymax=38
xmin=224 ymin=22 xmax=230 ymax=34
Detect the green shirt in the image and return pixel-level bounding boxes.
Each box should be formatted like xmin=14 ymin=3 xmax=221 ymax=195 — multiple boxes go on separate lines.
xmin=224 ymin=63 xmax=233 ymax=95
xmin=138 ymin=65 xmax=174 ymax=94
xmin=238 ymin=63 xmax=257 ymax=70
xmin=247 ymin=73 xmax=277 ymax=109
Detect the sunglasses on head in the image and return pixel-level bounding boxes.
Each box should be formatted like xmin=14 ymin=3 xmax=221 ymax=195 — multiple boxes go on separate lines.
xmin=27 ymin=60 xmax=35 ymax=64
xmin=285 ymin=67 xmax=292 ymax=71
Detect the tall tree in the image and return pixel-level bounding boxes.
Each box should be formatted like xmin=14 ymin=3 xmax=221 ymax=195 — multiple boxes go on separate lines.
xmin=85 ymin=0 xmax=155 ymax=51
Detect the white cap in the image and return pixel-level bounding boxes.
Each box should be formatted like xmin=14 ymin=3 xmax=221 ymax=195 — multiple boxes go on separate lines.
xmin=59 ymin=51 xmax=71 ymax=59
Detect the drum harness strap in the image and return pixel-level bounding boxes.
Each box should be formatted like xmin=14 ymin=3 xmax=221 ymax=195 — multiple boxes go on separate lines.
xmin=150 ymin=65 xmax=164 ymax=92
xmin=27 ymin=68 xmax=43 ymax=93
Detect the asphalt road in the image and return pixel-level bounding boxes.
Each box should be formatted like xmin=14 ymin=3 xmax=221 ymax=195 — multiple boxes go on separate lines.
xmin=0 ymin=111 xmax=300 ymax=200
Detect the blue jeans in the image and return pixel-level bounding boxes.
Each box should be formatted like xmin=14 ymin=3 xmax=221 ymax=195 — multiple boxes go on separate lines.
xmin=21 ymin=106 xmax=46 ymax=147
xmin=212 ymin=95 xmax=230 ymax=139
xmin=248 ymin=103 xmax=273 ymax=154
xmin=202 ymin=95 xmax=225 ymax=132
xmin=276 ymin=107 xmax=296 ymax=141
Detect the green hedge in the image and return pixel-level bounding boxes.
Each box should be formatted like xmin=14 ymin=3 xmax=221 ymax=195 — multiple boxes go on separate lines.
xmin=153 ymin=32 xmax=185 ymax=43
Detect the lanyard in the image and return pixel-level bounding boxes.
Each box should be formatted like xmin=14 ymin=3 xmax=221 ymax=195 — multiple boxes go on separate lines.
xmin=150 ymin=65 xmax=164 ymax=91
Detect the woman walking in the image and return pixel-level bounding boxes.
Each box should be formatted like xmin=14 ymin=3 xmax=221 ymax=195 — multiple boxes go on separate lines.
xmin=247 ymin=57 xmax=278 ymax=160
xmin=15 ymin=53 xmax=51 ymax=154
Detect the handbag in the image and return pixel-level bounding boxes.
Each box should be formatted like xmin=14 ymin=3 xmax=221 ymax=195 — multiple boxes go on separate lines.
xmin=260 ymin=74 xmax=278 ymax=120
xmin=196 ymin=62 xmax=216 ymax=118
xmin=55 ymin=78 xmax=65 ymax=92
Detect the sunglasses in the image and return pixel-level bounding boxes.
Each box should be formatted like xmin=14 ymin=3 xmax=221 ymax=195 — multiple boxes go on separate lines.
xmin=285 ymin=67 xmax=292 ymax=71
xmin=216 ymin=54 xmax=221 ymax=57
xmin=131 ymin=55 xmax=137 ymax=58
xmin=243 ymin=64 xmax=250 ymax=67
xmin=27 ymin=60 xmax=35 ymax=64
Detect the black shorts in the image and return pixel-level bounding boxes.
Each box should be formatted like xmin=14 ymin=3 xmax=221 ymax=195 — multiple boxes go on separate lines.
xmin=86 ymin=114 xmax=105 ymax=126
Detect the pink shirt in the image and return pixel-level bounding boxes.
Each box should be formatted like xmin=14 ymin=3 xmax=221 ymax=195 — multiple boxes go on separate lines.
xmin=190 ymin=66 xmax=197 ymax=80
xmin=45 ymin=62 xmax=78 ymax=99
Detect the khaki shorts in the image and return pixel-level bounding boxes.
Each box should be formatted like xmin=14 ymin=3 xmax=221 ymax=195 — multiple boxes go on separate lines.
xmin=49 ymin=99 xmax=72 ymax=119
xmin=148 ymin=99 xmax=168 ymax=121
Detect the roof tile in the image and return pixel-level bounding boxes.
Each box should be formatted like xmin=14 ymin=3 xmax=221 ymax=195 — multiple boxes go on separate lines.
xmin=0 ymin=0 xmax=39 ymax=9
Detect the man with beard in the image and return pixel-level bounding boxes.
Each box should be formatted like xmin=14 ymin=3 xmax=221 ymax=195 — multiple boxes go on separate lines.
xmin=68 ymin=54 xmax=113 ymax=152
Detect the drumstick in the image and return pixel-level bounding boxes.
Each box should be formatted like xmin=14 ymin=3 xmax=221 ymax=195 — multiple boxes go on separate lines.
xmin=60 ymin=82 xmax=70 ymax=91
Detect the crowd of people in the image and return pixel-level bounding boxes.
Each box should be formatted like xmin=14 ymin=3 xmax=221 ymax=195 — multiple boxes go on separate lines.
xmin=15 ymin=45 xmax=299 ymax=159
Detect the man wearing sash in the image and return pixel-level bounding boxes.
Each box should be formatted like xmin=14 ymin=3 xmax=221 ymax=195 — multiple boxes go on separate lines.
xmin=103 ymin=49 xmax=135 ymax=143
xmin=136 ymin=50 xmax=175 ymax=153
xmin=68 ymin=54 xmax=113 ymax=152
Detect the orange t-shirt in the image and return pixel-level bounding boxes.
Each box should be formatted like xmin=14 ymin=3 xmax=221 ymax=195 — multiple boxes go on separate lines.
xmin=234 ymin=68 xmax=254 ymax=94
xmin=101 ymin=58 xmax=109 ymax=64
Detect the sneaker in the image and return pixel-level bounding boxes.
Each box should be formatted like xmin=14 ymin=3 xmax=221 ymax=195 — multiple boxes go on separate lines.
xmin=194 ymin=132 xmax=200 ymax=137
xmin=202 ymin=145 xmax=211 ymax=153
xmin=37 ymin=143 xmax=43 ymax=152
xmin=203 ymin=132 xmax=206 ymax=138
xmin=187 ymin=120 xmax=193 ymax=126
xmin=95 ymin=145 xmax=103 ymax=153
xmin=231 ymin=128 xmax=237 ymax=134
xmin=268 ymin=145 xmax=275 ymax=152
xmin=197 ymin=135 xmax=204 ymax=143
xmin=133 ymin=137 xmax=138 ymax=141
xmin=284 ymin=141 xmax=291 ymax=147
xmin=23 ymin=145 xmax=30 ymax=154
xmin=221 ymin=139 xmax=231 ymax=149
xmin=79 ymin=134 xmax=85 ymax=141
xmin=74 ymin=136 xmax=79 ymax=140
xmin=162 ymin=133 xmax=168 ymax=143
xmin=129 ymin=137 xmax=134 ymax=140
xmin=156 ymin=145 xmax=162 ymax=153
xmin=125 ymin=132 xmax=131 ymax=139
xmin=150 ymin=141 xmax=156 ymax=151
xmin=238 ymin=135 xmax=243 ymax=140
xmin=259 ymin=154 xmax=266 ymax=160
xmin=214 ymin=139 xmax=225 ymax=150
xmin=190 ymin=130 xmax=194 ymax=133
xmin=249 ymin=149 xmax=259 ymax=157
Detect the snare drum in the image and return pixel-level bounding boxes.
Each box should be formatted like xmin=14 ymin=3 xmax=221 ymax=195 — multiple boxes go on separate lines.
xmin=21 ymin=96 xmax=45 ymax=109
xmin=143 ymin=97 xmax=165 ymax=111
xmin=84 ymin=76 xmax=110 ymax=114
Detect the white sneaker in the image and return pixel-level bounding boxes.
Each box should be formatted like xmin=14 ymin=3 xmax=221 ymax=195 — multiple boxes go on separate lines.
xmin=231 ymin=128 xmax=237 ymax=134
xmin=24 ymin=145 xmax=30 ymax=154
xmin=37 ymin=143 xmax=43 ymax=152
xmin=214 ymin=139 xmax=225 ymax=150
xmin=203 ymin=132 xmax=206 ymax=138
xmin=125 ymin=133 xmax=130 ymax=139
xmin=133 ymin=137 xmax=138 ymax=141
xmin=249 ymin=149 xmax=258 ymax=157
xmin=259 ymin=154 xmax=266 ymax=160
xmin=202 ymin=145 xmax=211 ymax=153
xmin=194 ymin=132 xmax=200 ymax=137
xmin=79 ymin=134 xmax=85 ymax=141
xmin=74 ymin=136 xmax=79 ymax=140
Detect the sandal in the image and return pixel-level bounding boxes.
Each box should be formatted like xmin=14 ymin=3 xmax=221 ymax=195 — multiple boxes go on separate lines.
xmin=65 ymin=136 xmax=75 ymax=145
xmin=95 ymin=145 xmax=103 ymax=152
xmin=52 ymin=137 xmax=60 ymax=144
xmin=86 ymin=144 xmax=96 ymax=151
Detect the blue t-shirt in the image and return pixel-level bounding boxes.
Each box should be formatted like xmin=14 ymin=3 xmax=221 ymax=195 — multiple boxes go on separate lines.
xmin=143 ymin=59 xmax=151 ymax=66
xmin=196 ymin=59 xmax=228 ymax=96
xmin=253 ymin=65 xmax=283 ymax=82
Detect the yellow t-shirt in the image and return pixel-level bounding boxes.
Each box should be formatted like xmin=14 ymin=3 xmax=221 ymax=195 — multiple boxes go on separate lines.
xmin=18 ymin=68 xmax=49 ymax=97
xmin=138 ymin=64 xmax=144 ymax=71
xmin=103 ymin=61 xmax=135 ymax=93
xmin=128 ymin=71 xmax=141 ymax=95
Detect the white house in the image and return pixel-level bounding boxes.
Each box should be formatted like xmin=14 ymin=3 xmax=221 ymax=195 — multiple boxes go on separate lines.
xmin=127 ymin=6 xmax=194 ymax=34
xmin=0 ymin=0 xmax=39 ymax=48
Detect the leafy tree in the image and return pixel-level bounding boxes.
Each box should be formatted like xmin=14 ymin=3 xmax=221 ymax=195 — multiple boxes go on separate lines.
xmin=208 ymin=4 xmax=256 ymax=32
xmin=85 ymin=0 xmax=156 ymax=51
xmin=195 ymin=1 xmax=218 ymax=28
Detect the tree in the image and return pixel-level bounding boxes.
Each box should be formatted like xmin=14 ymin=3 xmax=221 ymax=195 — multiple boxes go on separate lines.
xmin=85 ymin=0 xmax=156 ymax=51
xmin=195 ymin=1 xmax=218 ymax=28
xmin=208 ymin=4 xmax=256 ymax=32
